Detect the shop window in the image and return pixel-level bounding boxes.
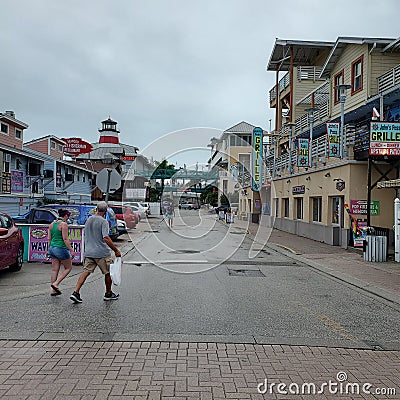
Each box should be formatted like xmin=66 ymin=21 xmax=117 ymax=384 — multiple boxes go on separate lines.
xmin=15 ymin=158 xmax=22 ymax=170
xmin=1 ymin=123 xmax=8 ymax=134
xmin=283 ymin=198 xmax=289 ymax=218
xmin=334 ymin=70 xmax=344 ymax=104
xmin=312 ymin=197 xmax=322 ymax=222
xmin=296 ymin=197 xmax=303 ymax=220
xmin=351 ymin=55 xmax=363 ymax=94
xmin=28 ymin=162 xmax=41 ymax=176
xmin=331 ymin=196 xmax=343 ymax=225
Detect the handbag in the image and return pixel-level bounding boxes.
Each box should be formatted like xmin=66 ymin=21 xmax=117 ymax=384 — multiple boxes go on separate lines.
xmin=110 ymin=257 xmax=122 ymax=286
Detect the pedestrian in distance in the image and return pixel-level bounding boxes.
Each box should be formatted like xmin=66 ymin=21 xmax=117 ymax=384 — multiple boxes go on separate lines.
xmin=70 ymin=201 xmax=121 ymax=303
xmin=47 ymin=209 xmax=74 ymax=296
xmin=164 ymin=201 xmax=175 ymax=228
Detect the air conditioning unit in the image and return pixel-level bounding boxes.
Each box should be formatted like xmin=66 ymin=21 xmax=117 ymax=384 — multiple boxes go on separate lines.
xmin=43 ymin=169 xmax=54 ymax=178
xmin=4 ymin=153 xmax=11 ymax=162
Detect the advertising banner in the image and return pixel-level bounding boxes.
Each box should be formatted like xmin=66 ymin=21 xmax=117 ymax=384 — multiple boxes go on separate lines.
xmin=350 ymin=200 xmax=380 ymax=216
xmin=2 ymin=172 xmax=11 ymax=193
xmin=369 ymin=122 xmax=400 ymax=156
xmin=297 ymin=139 xmax=310 ymax=167
xmin=11 ymin=171 xmax=24 ymax=192
xmin=62 ymin=137 xmax=93 ymax=155
xmin=252 ymin=127 xmax=263 ymax=191
xmin=327 ymin=122 xmax=340 ymax=157
xmin=28 ymin=225 xmax=83 ymax=263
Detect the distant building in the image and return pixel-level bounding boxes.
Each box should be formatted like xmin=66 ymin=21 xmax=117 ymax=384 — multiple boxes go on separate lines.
xmin=0 ymin=111 xmax=47 ymax=215
xmin=75 ymin=117 xmax=153 ymax=201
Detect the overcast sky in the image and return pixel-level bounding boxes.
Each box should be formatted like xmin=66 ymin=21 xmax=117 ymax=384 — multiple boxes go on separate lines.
xmin=1 ymin=0 xmax=399 ymax=165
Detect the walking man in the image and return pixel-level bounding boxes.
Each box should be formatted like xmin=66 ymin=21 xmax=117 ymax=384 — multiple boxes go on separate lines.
xmin=70 ymin=201 xmax=121 ymax=303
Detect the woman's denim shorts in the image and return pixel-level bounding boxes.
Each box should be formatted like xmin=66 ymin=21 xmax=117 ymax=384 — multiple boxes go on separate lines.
xmin=48 ymin=246 xmax=71 ymax=261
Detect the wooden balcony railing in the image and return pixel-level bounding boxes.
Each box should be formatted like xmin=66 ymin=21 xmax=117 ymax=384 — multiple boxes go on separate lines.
xmin=377 ymin=64 xmax=400 ymax=93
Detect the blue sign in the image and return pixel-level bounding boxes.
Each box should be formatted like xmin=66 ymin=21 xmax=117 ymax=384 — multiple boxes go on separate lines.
xmin=252 ymin=127 xmax=263 ymax=191
xmin=297 ymin=139 xmax=310 ymax=167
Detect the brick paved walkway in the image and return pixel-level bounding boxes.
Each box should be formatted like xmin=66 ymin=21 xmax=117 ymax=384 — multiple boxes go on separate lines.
xmin=0 ymin=340 xmax=398 ymax=399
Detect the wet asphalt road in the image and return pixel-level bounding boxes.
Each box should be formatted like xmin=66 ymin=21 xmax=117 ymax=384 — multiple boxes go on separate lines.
xmin=0 ymin=210 xmax=399 ymax=350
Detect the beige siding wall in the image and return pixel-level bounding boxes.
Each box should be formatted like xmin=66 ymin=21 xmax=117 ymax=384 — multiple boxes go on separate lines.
xmin=292 ymin=66 xmax=326 ymax=121
xmin=370 ymin=52 xmax=400 ymax=93
xmin=271 ymin=162 xmax=395 ymax=230
xmin=330 ymin=44 xmax=369 ymax=120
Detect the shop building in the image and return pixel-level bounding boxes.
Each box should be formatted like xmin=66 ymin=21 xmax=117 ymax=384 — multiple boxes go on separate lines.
xmin=265 ymin=37 xmax=400 ymax=248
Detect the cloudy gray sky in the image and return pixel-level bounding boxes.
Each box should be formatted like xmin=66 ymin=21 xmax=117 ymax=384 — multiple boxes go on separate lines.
xmin=1 ymin=0 xmax=399 ymax=164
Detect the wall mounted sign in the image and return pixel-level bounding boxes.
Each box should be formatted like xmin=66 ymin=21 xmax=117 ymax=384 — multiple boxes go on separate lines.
xmin=122 ymin=156 xmax=136 ymax=161
xmin=2 ymin=172 xmax=11 ymax=193
xmin=327 ymin=122 xmax=340 ymax=157
xmin=11 ymin=171 xmax=23 ymax=192
xmin=292 ymin=185 xmax=305 ymax=195
xmin=252 ymin=127 xmax=263 ymax=191
xmin=350 ymin=200 xmax=380 ymax=215
xmin=297 ymin=139 xmax=310 ymax=167
xmin=369 ymin=122 xmax=400 ymax=156
xmin=62 ymin=137 xmax=93 ymax=155
xmin=336 ymin=181 xmax=345 ymax=191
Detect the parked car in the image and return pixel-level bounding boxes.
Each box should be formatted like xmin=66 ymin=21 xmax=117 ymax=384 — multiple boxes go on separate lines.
xmin=109 ymin=204 xmax=137 ymax=229
xmin=179 ymin=201 xmax=199 ymax=210
xmin=0 ymin=212 xmax=24 ymax=272
xmin=12 ymin=207 xmax=59 ymax=224
xmin=126 ymin=202 xmax=148 ymax=216
xmin=140 ymin=202 xmax=151 ymax=215
xmin=12 ymin=204 xmax=119 ymax=241
xmin=129 ymin=205 xmax=147 ymax=220
xmin=117 ymin=219 xmax=128 ymax=236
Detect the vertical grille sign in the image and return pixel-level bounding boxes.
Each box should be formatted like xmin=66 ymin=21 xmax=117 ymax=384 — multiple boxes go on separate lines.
xmin=297 ymin=138 xmax=310 ymax=167
xmin=327 ymin=122 xmax=340 ymax=157
xmin=252 ymin=127 xmax=263 ymax=191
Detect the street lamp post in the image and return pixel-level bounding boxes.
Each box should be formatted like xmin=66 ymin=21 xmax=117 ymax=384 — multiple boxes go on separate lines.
xmin=305 ymin=107 xmax=319 ymax=167
xmin=336 ymin=84 xmax=351 ymax=159
xmin=287 ymin=123 xmax=296 ymax=174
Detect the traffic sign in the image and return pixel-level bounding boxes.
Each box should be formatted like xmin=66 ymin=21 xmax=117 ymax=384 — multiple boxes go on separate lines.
xmin=96 ymin=168 xmax=121 ymax=192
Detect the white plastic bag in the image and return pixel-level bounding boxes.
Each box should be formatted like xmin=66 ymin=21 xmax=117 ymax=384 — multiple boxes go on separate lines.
xmin=110 ymin=257 xmax=122 ymax=286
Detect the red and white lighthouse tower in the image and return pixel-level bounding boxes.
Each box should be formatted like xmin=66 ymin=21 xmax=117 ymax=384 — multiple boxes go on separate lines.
xmin=98 ymin=117 xmax=120 ymax=146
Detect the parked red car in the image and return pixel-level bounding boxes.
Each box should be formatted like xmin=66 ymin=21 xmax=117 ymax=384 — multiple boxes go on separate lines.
xmin=109 ymin=205 xmax=137 ymax=229
xmin=0 ymin=212 xmax=24 ymax=272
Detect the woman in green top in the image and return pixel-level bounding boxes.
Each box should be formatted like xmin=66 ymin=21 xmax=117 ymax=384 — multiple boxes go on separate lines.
xmin=47 ymin=209 xmax=74 ymax=296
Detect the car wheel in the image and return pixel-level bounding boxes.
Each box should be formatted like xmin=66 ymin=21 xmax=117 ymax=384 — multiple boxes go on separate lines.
xmin=9 ymin=244 xmax=23 ymax=272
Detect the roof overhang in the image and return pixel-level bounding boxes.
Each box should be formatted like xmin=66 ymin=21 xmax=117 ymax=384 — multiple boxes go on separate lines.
xmin=266 ymin=39 xmax=334 ymax=72
xmin=320 ymin=37 xmax=396 ymax=78
xmin=0 ymin=114 xmax=29 ymax=129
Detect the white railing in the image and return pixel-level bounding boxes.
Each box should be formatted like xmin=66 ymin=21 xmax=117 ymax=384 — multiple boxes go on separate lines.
xmin=297 ymin=66 xmax=324 ymax=82
xmin=377 ymin=64 xmax=400 ymax=93
xmin=265 ymin=123 xmax=356 ymax=177
xmin=269 ymin=72 xmax=290 ymax=102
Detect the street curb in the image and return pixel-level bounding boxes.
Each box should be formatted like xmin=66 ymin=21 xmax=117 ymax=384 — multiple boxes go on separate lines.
xmin=265 ymin=241 xmax=400 ymax=308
